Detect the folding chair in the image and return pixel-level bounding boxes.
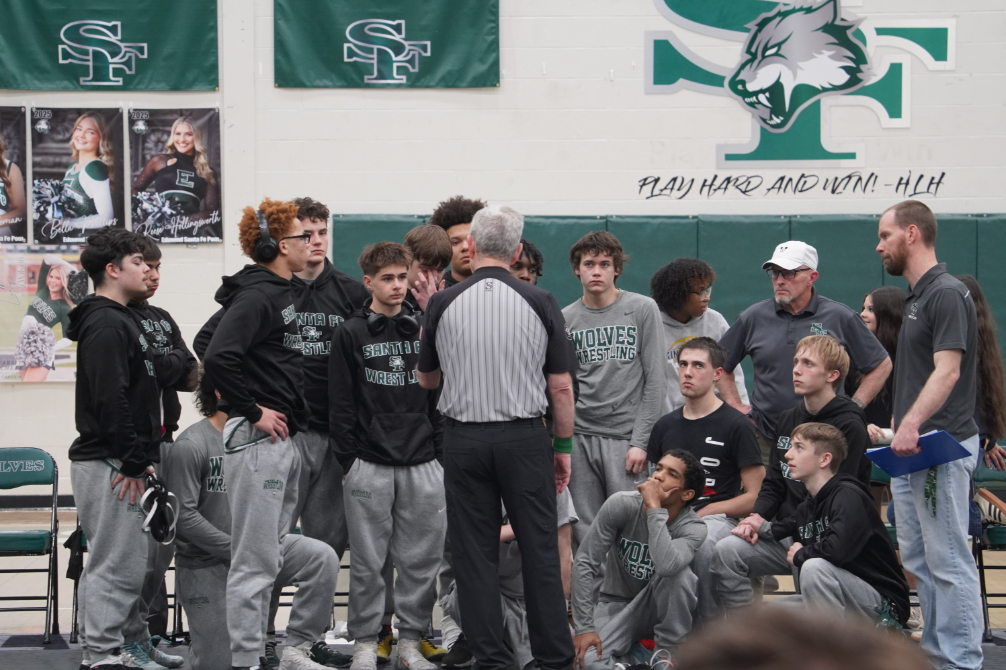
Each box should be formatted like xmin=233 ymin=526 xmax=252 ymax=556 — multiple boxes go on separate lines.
xmin=972 ymin=461 xmax=1006 ymax=643
xmin=0 ymin=447 xmax=60 ymax=643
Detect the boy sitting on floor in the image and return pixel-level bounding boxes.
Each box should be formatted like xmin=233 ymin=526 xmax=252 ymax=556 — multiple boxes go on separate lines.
xmin=732 ymin=422 xmax=909 ymax=626
xmin=572 ymin=450 xmax=707 ymax=669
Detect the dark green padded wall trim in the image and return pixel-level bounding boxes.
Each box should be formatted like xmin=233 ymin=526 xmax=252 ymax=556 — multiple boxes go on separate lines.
xmin=791 ymin=214 xmax=883 ymax=314
xmin=608 ymin=216 xmax=698 ymax=300
xmin=330 ymin=212 xmax=1006 ymax=365
xmin=330 ymin=214 xmax=428 ymax=282
xmin=696 ymin=215 xmax=791 ymax=323
xmin=523 ymin=216 xmax=606 ymax=309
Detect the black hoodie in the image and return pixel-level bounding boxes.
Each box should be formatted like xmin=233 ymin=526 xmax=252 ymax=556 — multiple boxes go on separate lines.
xmin=67 ymin=295 xmax=161 ymax=477
xmin=291 ymin=260 xmax=370 ymax=432
xmin=194 ymin=260 xmax=368 ymax=433
xmin=753 ymin=395 xmax=871 ymax=521
xmin=328 ymin=305 xmax=442 ymax=471
xmin=769 ymin=473 xmax=910 ymax=626
xmin=203 ymin=264 xmax=309 ymax=433
xmin=128 ymin=300 xmax=197 ymax=441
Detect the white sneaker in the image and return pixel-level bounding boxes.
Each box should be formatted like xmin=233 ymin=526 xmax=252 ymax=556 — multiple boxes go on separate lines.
xmin=351 ymin=640 xmax=380 ymax=670
xmin=906 ymin=606 xmax=924 ymax=630
xmin=121 ymin=641 xmax=167 ymax=669
xmin=89 ymin=654 xmax=123 ymax=667
xmin=397 ymin=639 xmax=437 ymax=670
xmin=142 ymin=639 xmax=184 ymax=669
xmin=279 ymin=641 xmax=331 ymax=669
xmin=439 ymin=614 xmax=461 ymax=650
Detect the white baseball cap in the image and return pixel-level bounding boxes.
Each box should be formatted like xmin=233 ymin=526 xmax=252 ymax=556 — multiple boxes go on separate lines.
xmin=762 ymin=241 xmax=818 ymax=271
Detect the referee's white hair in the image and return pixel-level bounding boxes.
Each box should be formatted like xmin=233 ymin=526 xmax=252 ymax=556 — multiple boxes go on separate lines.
xmin=470 ymin=205 xmax=524 ymax=261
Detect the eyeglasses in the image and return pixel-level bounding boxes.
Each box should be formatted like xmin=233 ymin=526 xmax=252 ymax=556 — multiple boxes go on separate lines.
xmin=766 ymin=267 xmax=811 ymax=281
xmin=690 ymin=287 xmax=712 ymax=298
xmin=280 ymin=233 xmax=312 ymax=244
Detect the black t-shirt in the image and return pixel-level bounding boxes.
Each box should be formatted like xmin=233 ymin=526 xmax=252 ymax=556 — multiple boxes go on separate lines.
xmin=646 ymin=403 xmax=763 ymax=511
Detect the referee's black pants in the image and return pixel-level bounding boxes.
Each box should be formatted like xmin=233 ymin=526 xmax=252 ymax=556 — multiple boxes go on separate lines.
xmin=443 ymin=419 xmax=574 ymax=670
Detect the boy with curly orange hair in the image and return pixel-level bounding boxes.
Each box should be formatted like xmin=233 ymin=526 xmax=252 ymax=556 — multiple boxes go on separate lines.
xmin=204 ymin=198 xmax=338 ymax=670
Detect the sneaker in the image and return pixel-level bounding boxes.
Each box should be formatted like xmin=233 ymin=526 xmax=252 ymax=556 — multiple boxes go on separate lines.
xmin=280 ymin=641 xmax=332 ymax=670
xmin=441 ymin=634 xmax=475 ymax=669
xmin=120 ymin=641 xmax=167 ymax=669
xmin=90 ymin=653 xmax=128 ymax=669
xmin=439 ymin=615 xmax=461 ymax=651
xmin=143 ymin=639 xmax=184 ymax=669
xmin=419 ymin=638 xmax=448 ymax=662
xmin=351 ymin=640 xmax=379 ymax=670
xmin=376 ymin=626 xmax=394 ymax=666
xmin=397 ymin=639 xmax=437 ymax=670
xmin=310 ymin=640 xmax=353 ymax=668
xmin=906 ymin=606 xmax=923 ymax=630
xmin=264 ymin=640 xmax=281 ymax=670
xmin=910 ymin=630 xmax=923 ymax=643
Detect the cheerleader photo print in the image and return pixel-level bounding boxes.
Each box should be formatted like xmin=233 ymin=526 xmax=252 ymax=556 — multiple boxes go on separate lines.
xmin=129 ymin=108 xmax=222 ymax=244
xmin=0 ymin=243 xmax=90 ymax=382
xmin=31 ymin=107 xmax=125 ymax=244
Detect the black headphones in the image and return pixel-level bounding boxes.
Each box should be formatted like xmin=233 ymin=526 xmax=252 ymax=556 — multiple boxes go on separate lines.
xmin=363 ymin=299 xmax=420 ymax=338
xmin=254 ymin=209 xmax=279 ymax=263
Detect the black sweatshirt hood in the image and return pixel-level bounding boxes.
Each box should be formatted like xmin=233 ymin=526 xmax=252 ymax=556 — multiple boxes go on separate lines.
xmin=214 ymin=264 xmax=292 ymax=308
xmin=66 ymin=293 xmax=132 ymax=341
xmin=67 ymin=294 xmax=162 ymax=476
xmin=753 ymin=393 xmax=873 ymax=522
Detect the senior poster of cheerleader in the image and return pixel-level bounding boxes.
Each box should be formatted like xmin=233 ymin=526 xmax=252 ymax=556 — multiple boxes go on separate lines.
xmin=0 ymin=243 xmax=90 ymax=382
xmin=0 ymin=108 xmax=28 ymax=244
xmin=129 ymin=108 xmax=222 ymax=244
xmin=31 ymin=108 xmax=125 ymax=245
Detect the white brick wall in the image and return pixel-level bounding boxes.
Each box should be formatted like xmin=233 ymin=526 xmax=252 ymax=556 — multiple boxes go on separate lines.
xmin=1 ymin=0 xmax=1003 ymax=496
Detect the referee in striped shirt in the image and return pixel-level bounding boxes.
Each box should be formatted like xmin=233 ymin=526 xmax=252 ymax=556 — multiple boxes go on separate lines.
xmin=419 ymin=205 xmax=577 ymax=670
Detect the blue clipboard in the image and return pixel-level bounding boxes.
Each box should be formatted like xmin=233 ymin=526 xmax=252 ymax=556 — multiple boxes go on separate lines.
xmin=866 ymin=430 xmax=971 ymax=477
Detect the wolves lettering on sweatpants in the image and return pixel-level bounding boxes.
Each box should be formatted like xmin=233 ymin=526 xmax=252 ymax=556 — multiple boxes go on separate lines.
xmin=224 ymin=418 xmax=337 ymax=667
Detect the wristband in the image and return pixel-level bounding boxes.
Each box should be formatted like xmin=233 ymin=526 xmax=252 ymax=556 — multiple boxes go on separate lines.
xmin=552 ymin=436 xmax=573 ymax=454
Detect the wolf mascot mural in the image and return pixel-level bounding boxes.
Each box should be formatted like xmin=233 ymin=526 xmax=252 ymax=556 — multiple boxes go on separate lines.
xmin=647 ymin=0 xmax=955 ymax=166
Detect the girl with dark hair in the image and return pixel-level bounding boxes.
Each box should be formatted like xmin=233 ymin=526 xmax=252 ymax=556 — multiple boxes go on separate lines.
xmin=856 ymin=286 xmax=906 ymax=441
xmin=956 ymin=275 xmax=1006 ymax=470
xmin=0 ymin=132 xmax=26 ymax=239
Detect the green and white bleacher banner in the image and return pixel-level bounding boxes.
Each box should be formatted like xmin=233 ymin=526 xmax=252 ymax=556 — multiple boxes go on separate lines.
xmin=0 ymin=0 xmax=218 ymax=91
xmin=275 ymin=0 xmax=499 ymax=88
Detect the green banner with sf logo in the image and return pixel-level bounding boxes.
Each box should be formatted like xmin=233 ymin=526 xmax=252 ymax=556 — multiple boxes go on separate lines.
xmin=275 ymin=0 xmax=499 ymax=88
xmin=0 ymin=0 xmax=218 ymax=91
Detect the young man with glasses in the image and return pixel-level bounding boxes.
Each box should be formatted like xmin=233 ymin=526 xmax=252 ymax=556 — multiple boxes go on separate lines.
xmin=204 ymin=199 xmax=338 ymax=670
xmin=649 ymin=258 xmax=749 ymax=412
xmin=717 ymin=241 xmax=891 ymax=466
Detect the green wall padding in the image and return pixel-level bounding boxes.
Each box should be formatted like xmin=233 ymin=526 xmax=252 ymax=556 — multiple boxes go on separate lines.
xmin=608 ymin=215 xmax=698 ymax=300
xmin=329 ymin=212 xmax=1006 ymax=376
xmin=523 ymin=216 xmax=606 ymax=309
xmin=792 ymin=214 xmax=883 ymax=315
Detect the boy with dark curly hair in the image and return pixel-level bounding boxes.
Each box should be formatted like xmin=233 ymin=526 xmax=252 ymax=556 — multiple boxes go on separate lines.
xmin=428 ymin=195 xmax=486 ymax=287
xmin=650 ymin=258 xmax=748 ymax=412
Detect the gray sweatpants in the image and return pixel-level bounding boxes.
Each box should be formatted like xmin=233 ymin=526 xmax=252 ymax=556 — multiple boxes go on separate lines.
xmin=72 ymin=459 xmax=150 ymax=660
xmin=569 ymin=435 xmax=637 ymax=547
xmin=689 ymin=515 xmax=738 ymax=622
xmin=441 ymin=581 xmax=533 ymax=670
xmin=121 ymin=537 xmax=175 ymax=643
xmin=177 ymin=562 xmax=230 ymax=670
xmin=771 ymin=558 xmax=884 ymax=620
xmin=711 ymin=533 xmax=793 ymax=611
xmin=583 ymin=571 xmax=698 ymax=670
xmin=344 ymin=459 xmax=446 ymax=641
xmin=225 ymin=418 xmax=324 ymax=667
xmin=294 ymin=430 xmax=349 ymax=557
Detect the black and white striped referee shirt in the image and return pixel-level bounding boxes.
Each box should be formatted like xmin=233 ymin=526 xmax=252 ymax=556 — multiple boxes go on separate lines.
xmin=418 ymin=266 xmax=577 ymax=422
